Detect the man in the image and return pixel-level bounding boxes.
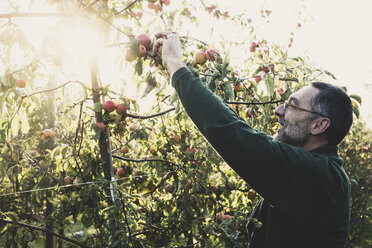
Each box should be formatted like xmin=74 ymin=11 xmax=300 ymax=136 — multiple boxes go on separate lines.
xmin=153 ymin=31 xmax=353 ymax=248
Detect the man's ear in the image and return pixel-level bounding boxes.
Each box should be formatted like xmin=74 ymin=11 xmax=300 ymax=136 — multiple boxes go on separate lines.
xmin=310 ymin=118 xmax=331 ymax=135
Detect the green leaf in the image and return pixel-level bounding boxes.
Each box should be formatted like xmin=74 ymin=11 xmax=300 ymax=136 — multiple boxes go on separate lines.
xmin=11 ymin=115 xmax=20 ymax=137
xmin=93 ymin=102 xmax=103 ymax=113
xmin=6 ymin=212 xmax=18 ymax=224
xmin=265 ymin=76 xmax=274 ymax=96
xmin=280 ymin=77 xmax=299 ymax=82
xmin=351 ymin=100 xmax=360 ymax=118
xmin=283 ymin=89 xmax=292 ymax=100
xmin=225 ymin=83 xmax=234 ymax=101
xmin=324 ymin=70 xmax=337 ymax=80
xmin=135 ymin=59 xmax=143 ymax=76
xmin=20 ymin=108 xmax=30 ymax=134
xmin=349 ymin=94 xmax=362 ymax=105
xmin=0 ymin=93 xmax=6 ymax=114
xmin=168 ymin=91 xmax=179 ymax=105
xmin=205 ymin=239 xmax=213 ymax=248
xmin=208 ymin=79 xmax=216 ymax=92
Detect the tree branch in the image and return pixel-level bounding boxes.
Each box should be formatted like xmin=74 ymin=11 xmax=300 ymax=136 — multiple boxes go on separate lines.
xmin=112 ymin=155 xmax=180 ymax=167
xmin=0 ymin=12 xmax=78 ymax=19
xmin=0 ymin=219 xmax=89 ymax=248
xmin=27 ymin=81 xmax=86 ymax=97
xmin=225 ymin=99 xmax=283 ymax=105
xmin=126 ymin=107 xmax=176 ymax=120
xmin=114 ymin=0 xmax=140 ymax=15
xmin=104 ymin=107 xmax=176 ymax=124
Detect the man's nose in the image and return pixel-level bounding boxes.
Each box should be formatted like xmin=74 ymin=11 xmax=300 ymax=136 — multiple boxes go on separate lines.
xmin=275 ymin=103 xmax=285 ymax=116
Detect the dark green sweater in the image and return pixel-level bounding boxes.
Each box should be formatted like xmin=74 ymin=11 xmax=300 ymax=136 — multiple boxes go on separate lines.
xmin=172 ymin=67 xmax=350 ymax=248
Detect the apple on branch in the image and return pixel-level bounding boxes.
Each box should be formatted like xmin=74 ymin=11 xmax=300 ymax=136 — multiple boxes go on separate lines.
xmin=116 ymin=103 xmax=127 ymax=116
xmin=104 ymin=100 xmax=116 ymax=112
xmin=42 ymin=129 xmax=54 ymax=139
xmin=64 ymin=176 xmax=73 ymax=185
xmin=16 ymin=79 xmax=26 ymax=88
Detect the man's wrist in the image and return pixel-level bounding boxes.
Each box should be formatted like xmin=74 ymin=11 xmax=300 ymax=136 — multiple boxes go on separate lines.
xmin=166 ymin=59 xmax=186 ymax=78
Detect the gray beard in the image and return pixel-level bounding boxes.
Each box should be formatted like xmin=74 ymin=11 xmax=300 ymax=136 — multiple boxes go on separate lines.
xmin=274 ymin=120 xmax=310 ymax=147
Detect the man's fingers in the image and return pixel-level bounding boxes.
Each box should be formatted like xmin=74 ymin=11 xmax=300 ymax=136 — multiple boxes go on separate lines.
xmin=153 ymin=38 xmax=164 ymax=53
xmin=154 ymin=31 xmax=171 ymax=39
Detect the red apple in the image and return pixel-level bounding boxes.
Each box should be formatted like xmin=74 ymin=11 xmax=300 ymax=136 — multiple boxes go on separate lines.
xmin=117 ymin=167 xmax=126 ymax=177
xmin=165 ymin=184 xmax=175 ymax=193
xmin=277 ymin=88 xmax=284 ymax=96
xmin=42 ymin=129 xmax=54 ymax=139
xmin=136 ymin=33 xmax=152 ymax=50
xmin=64 ymin=176 xmax=73 ymax=185
xmin=262 ymin=66 xmax=270 ymax=73
xmin=16 ymin=79 xmax=26 ymax=88
xmin=222 ymin=214 xmax=231 ymax=221
xmin=186 ymin=181 xmax=192 ymax=189
xmin=194 ymin=51 xmax=207 ymax=65
xmin=116 ymin=103 xmax=127 ymax=115
xmin=137 ymin=44 xmax=147 ymax=57
xmin=148 ymin=2 xmax=156 ymax=9
xmin=216 ymin=213 xmax=224 ymax=221
xmin=186 ymin=147 xmax=197 ymax=154
xmin=246 ymin=108 xmax=252 ymax=118
xmin=120 ymin=146 xmax=129 ymax=154
xmin=139 ymin=207 xmax=145 ymax=213
xmin=149 ymin=146 xmax=156 ymax=154
xmin=205 ymin=49 xmax=218 ymax=61
xmin=172 ymin=134 xmax=180 ymax=143
xmin=254 ymin=76 xmax=262 ymax=83
xmin=247 ymin=189 xmax=256 ymax=200
xmin=104 ymin=100 xmax=116 ymax=112
xmin=250 ymin=42 xmax=258 ymax=52
xmin=210 ymin=185 xmax=219 ymax=193
xmin=97 ymin=122 xmax=105 ymax=133
xmin=125 ymin=48 xmax=137 ymax=62
xmin=234 ymin=83 xmax=244 ymax=92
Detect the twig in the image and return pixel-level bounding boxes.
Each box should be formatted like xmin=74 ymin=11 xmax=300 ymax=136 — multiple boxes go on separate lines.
xmin=0 ymin=12 xmax=78 ymax=19
xmin=81 ymin=0 xmax=101 ymax=12
xmin=27 ymin=81 xmax=86 ymax=97
xmin=9 ymin=56 xmax=42 ymax=76
xmin=88 ymin=8 xmax=133 ymax=38
xmin=179 ymin=35 xmax=207 ymax=46
xmin=225 ymin=99 xmax=283 ymax=105
xmin=114 ymin=0 xmax=140 ymax=15
xmin=8 ymin=97 xmax=24 ymax=131
xmin=116 ymin=190 xmax=133 ymax=246
xmin=112 ymin=155 xmax=180 ymax=168
xmin=126 ymin=107 xmax=176 ymax=120
xmin=0 ymin=219 xmax=89 ymax=248
xmin=73 ymin=101 xmax=85 ymax=177
xmin=104 ymin=107 xmax=176 ymax=124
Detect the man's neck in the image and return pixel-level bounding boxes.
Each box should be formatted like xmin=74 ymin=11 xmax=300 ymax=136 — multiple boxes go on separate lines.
xmin=301 ymin=137 xmax=329 ymax=151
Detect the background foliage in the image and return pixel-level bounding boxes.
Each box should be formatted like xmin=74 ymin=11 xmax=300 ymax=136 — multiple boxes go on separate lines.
xmin=0 ymin=0 xmax=370 ymax=247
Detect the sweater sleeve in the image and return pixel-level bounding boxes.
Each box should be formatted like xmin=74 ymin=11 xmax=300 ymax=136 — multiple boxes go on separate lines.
xmin=171 ymin=67 xmax=350 ymax=222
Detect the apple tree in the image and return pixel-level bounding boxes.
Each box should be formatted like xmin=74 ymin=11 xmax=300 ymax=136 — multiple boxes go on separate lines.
xmin=0 ymin=0 xmax=369 ymax=247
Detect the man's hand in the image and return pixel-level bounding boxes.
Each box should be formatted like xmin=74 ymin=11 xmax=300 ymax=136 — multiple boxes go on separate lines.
xmin=154 ymin=31 xmax=186 ymax=78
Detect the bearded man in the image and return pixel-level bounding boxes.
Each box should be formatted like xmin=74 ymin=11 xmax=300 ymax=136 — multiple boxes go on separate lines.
xmin=153 ymin=31 xmax=353 ymax=248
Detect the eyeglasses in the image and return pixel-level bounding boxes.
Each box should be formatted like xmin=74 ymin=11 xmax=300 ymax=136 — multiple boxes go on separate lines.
xmin=283 ymin=101 xmax=328 ymax=118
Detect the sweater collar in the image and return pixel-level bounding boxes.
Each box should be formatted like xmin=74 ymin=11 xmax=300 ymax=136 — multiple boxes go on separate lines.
xmin=310 ymin=145 xmax=343 ymax=165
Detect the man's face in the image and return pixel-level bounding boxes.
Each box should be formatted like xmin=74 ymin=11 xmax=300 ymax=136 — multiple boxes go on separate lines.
xmin=274 ymin=86 xmax=320 ymax=146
